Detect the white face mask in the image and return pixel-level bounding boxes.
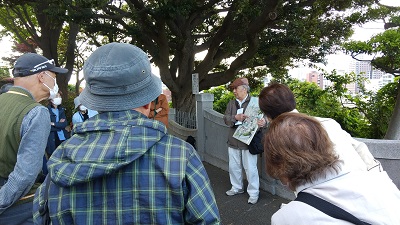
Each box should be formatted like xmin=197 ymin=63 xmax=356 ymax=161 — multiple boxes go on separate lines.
xmin=52 ymin=97 xmax=62 ymax=106
xmin=79 ymin=105 xmax=87 ymax=111
xmin=43 ymin=72 xmax=59 ymax=99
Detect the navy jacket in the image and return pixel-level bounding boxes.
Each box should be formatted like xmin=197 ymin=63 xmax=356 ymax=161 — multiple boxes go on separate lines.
xmin=46 ymin=104 xmax=68 ymax=155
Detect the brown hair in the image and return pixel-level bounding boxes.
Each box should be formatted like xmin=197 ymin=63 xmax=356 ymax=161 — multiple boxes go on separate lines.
xmin=258 ymin=83 xmax=296 ymax=119
xmin=264 ymin=112 xmax=340 ymax=189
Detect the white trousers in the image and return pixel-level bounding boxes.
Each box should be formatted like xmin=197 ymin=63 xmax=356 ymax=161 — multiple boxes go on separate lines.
xmin=228 ymin=147 xmax=260 ymax=197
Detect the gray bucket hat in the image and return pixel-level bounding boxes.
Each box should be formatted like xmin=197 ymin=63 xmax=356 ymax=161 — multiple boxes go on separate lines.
xmin=80 ymin=42 xmax=162 ymax=112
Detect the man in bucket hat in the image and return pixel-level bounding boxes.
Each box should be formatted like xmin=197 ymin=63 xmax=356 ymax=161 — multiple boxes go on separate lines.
xmin=0 ymin=53 xmax=67 ymax=224
xmin=33 ymin=43 xmax=220 ymax=225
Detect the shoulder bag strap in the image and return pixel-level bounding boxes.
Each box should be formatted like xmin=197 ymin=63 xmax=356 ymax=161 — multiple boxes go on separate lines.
xmin=153 ymin=97 xmax=159 ymax=116
xmin=79 ymin=111 xmax=85 ymax=121
xmin=295 ymin=192 xmax=371 ymax=225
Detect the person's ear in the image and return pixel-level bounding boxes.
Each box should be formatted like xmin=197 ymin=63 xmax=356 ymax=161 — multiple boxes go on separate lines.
xmin=36 ymin=72 xmax=46 ymax=83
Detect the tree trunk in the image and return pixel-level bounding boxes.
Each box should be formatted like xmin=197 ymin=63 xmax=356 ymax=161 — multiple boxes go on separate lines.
xmin=34 ymin=1 xmax=79 ymax=101
xmin=384 ymin=80 xmax=400 ymax=139
xmin=171 ymin=90 xmax=196 ymax=114
xmin=171 ymin=90 xmax=197 ymax=128
xmin=58 ymin=23 xmax=79 ymax=99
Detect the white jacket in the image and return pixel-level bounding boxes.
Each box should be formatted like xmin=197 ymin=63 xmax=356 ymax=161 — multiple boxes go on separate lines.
xmin=316 ymin=117 xmax=381 ymax=172
xmin=291 ymin=109 xmax=381 ymax=172
xmin=272 ymin=165 xmax=400 ymax=225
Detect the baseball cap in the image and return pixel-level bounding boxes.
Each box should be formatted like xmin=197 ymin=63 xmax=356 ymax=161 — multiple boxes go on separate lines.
xmin=12 ymin=53 xmax=68 ymax=77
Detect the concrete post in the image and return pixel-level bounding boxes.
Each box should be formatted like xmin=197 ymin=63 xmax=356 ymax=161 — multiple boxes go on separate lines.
xmin=168 ymin=108 xmax=176 ymax=123
xmin=195 ymin=93 xmax=214 ymax=160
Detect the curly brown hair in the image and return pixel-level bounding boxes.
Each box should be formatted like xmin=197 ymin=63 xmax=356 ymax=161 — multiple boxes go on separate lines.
xmin=264 ymin=112 xmax=340 ymax=189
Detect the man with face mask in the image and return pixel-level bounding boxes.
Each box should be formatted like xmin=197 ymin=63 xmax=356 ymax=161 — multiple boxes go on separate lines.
xmin=0 ymin=53 xmax=67 ymax=224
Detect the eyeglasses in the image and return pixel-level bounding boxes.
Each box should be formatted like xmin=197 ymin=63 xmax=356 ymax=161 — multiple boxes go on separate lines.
xmin=33 ymin=59 xmax=55 ymax=68
xmin=44 ymin=71 xmax=56 ymax=80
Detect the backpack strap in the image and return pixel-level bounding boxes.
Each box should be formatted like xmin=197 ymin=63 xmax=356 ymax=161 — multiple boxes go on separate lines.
xmin=295 ymin=192 xmax=371 ymax=225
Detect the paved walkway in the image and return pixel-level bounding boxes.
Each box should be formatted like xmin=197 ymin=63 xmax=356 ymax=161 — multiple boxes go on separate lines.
xmin=203 ymin=162 xmax=290 ymax=225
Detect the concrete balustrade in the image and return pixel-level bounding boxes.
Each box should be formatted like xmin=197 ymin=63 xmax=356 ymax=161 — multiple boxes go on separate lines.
xmin=168 ymin=93 xmax=400 ymax=200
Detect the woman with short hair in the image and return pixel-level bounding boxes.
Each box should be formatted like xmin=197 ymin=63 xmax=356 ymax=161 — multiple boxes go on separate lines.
xmin=264 ymin=112 xmax=400 ymax=225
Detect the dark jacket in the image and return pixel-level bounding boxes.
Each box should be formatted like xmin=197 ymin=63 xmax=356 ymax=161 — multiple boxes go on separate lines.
xmin=46 ymin=104 xmax=68 ymax=155
xmin=223 ymin=95 xmax=251 ymax=150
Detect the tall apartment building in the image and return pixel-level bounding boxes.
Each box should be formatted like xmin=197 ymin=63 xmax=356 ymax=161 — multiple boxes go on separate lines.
xmin=347 ymin=59 xmax=395 ymax=92
xmin=379 ymin=74 xmax=395 ymax=89
xmin=349 ymin=59 xmax=386 ymax=80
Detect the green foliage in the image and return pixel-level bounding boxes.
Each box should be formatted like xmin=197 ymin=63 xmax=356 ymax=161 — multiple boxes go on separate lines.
xmin=204 ymin=86 xmax=233 ymax=114
xmin=342 ymin=8 xmax=400 ymax=138
xmin=205 ymin=69 xmax=397 ymax=139
xmin=0 ymin=0 xmax=394 ymax=115
xmin=204 ymin=76 xmax=266 ymax=114
xmin=58 ymin=0 xmax=381 ymax=113
xmin=352 ymin=78 xmax=398 ymax=138
xmin=343 ymin=28 xmax=400 ymax=74
xmin=285 ymin=71 xmax=396 ymax=138
xmin=287 ymin=72 xmax=373 ymax=138
xmin=0 ymin=67 xmax=13 ymax=89
xmin=0 ymin=67 xmax=10 ymax=80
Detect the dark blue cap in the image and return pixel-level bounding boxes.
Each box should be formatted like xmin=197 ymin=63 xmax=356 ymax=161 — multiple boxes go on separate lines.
xmin=12 ymin=53 xmax=68 ymax=77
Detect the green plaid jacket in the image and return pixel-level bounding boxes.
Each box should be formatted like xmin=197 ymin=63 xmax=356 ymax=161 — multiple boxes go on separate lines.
xmin=33 ymin=110 xmax=220 ymax=225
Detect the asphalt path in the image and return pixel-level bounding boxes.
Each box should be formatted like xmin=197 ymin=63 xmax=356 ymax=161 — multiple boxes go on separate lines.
xmin=204 ymin=162 xmax=290 ymax=225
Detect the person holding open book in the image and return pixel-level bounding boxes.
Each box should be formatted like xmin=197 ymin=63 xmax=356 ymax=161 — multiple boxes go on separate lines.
xmin=223 ymin=77 xmax=266 ymax=204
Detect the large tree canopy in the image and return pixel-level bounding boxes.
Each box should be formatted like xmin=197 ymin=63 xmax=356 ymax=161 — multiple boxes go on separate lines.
xmin=0 ymin=0 xmax=80 ymax=99
xmin=0 ymin=0 xmax=391 ymax=114
xmin=64 ymin=0 xmax=381 ymax=112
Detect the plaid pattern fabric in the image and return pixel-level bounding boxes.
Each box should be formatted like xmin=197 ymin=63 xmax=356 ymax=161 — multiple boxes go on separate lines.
xmin=33 ymin=110 xmax=220 ymax=225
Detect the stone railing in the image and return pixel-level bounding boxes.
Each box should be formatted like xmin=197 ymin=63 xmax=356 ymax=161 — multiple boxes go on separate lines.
xmin=168 ymin=93 xmax=400 ymax=200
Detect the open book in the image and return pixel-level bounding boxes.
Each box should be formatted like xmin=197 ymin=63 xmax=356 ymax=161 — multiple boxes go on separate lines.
xmin=233 ymin=97 xmax=263 ymax=145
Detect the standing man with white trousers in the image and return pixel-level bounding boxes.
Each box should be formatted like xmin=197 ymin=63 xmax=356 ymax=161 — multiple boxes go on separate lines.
xmin=223 ymin=77 xmax=265 ymax=204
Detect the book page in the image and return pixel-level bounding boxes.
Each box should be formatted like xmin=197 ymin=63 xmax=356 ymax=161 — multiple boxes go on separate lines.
xmin=233 ymin=97 xmax=263 ymax=145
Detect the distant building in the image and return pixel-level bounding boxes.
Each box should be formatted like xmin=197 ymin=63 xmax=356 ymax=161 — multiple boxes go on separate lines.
xmin=286 ymin=58 xmax=392 ymax=93
xmin=305 ymin=71 xmax=324 ymax=89
xmin=349 ymin=60 xmax=386 ymax=80
xmin=379 ymin=74 xmax=395 ymax=89
xmin=304 ymin=71 xmax=335 ymax=90
xmin=346 ymin=82 xmax=358 ymax=94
